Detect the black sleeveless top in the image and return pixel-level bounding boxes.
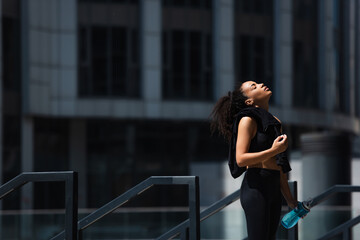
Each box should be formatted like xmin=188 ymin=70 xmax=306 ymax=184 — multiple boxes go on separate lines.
xmin=228 ymin=107 xmax=291 ymax=179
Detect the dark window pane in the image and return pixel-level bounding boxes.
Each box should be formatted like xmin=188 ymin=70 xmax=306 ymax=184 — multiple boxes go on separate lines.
xmin=204 ymin=71 xmax=212 ymax=99
xmin=111 ymin=0 xmax=139 ymax=3
xmin=162 ymin=29 xmax=213 ymax=100
xmin=87 ymin=121 xmax=128 ymax=207
xmin=112 ymin=27 xmax=127 ymax=96
xmin=292 ymin=0 xmax=319 ymax=108
xmin=204 ymin=0 xmax=212 ymax=9
xmin=172 ymin=31 xmax=186 ymax=98
xmin=78 ymin=4 xmax=140 ymax=98
xmin=79 ymin=27 xmax=88 ymax=62
xmin=2 ymin=12 xmax=22 ymax=210
xmin=163 ymin=0 xmax=172 ymax=7
xmin=235 ymin=0 xmax=274 ymax=99
xmin=190 ymin=0 xmax=201 ymax=8
xmin=163 ymin=0 xmax=211 ymax=9
xmin=236 ymin=0 xmax=273 ymax=15
xmin=131 ymin=30 xmax=138 ymax=64
xmin=172 ymin=0 xmax=186 ymax=7
xmin=112 ymin=57 xmax=126 ymax=95
xmin=91 ymin=27 xmax=109 ymax=95
xmin=79 ymin=65 xmax=91 ymax=95
xmin=240 ymin=36 xmax=251 ymax=80
xmin=34 ymin=119 xmax=69 ymax=209
xmin=127 ymin=67 xmax=139 ymax=97
xmin=189 ymin=32 xmax=201 ymax=98
xmin=3 ymin=17 xmax=21 ymax=91
xmin=162 ymin=32 xmax=169 ymax=65
xmin=205 ymin=34 xmax=212 ymax=68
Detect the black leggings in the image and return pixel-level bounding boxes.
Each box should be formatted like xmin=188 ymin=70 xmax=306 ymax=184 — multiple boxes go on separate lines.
xmin=240 ymin=168 xmax=282 ymax=240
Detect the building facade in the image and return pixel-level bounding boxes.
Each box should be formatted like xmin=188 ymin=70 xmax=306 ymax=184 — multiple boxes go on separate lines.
xmin=1 ymin=0 xmax=360 ymax=238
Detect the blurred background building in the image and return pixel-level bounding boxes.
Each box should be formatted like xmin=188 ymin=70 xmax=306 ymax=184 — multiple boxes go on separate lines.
xmin=1 ymin=0 xmax=360 ymax=239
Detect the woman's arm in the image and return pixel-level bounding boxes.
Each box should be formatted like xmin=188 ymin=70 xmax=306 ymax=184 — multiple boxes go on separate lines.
xmin=235 ymin=117 xmax=288 ymax=167
xmin=280 ymin=170 xmax=298 ymax=209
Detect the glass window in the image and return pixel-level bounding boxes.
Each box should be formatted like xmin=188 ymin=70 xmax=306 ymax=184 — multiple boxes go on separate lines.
xmin=162 ymin=1 xmax=213 ymax=100
xmin=34 ymin=119 xmax=69 ymax=209
xmin=91 ymin=27 xmax=109 ymax=96
xmin=80 ymin=0 xmax=138 ymax=3
xmin=162 ymin=30 xmax=213 ymax=100
xmin=333 ymin=0 xmax=347 ymax=113
xmin=234 ymin=0 xmax=274 ymax=103
xmin=236 ymin=35 xmax=274 ymax=102
xmin=235 ymin=0 xmax=273 ymax=15
xmin=78 ymin=2 xmax=140 ymax=98
xmin=2 ymin=17 xmax=21 ymax=91
xmin=163 ymin=0 xmax=211 ymax=9
xmin=87 ymin=120 xmax=130 ymax=207
xmin=292 ymin=0 xmax=319 ymax=108
xmin=2 ymin=2 xmax=22 ymax=210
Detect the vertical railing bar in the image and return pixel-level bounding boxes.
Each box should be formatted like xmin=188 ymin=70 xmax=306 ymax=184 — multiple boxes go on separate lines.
xmin=288 ymin=181 xmax=298 ymax=240
xmin=188 ymin=176 xmax=200 ymax=240
xmin=343 ymin=228 xmax=350 ymax=240
xmin=180 ymin=227 xmax=189 ymax=240
xmin=65 ymin=172 xmax=78 ymax=240
xmin=78 ymin=230 xmax=83 ymax=240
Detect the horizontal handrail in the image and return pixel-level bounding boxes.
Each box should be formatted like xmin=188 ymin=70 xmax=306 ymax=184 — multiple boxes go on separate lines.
xmin=51 ymin=176 xmax=200 ymax=240
xmin=0 ymin=171 xmax=76 ymax=199
xmin=0 ymin=171 xmax=78 ymax=240
xmin=318 ymin=215 xmax=360 ymax=240
xmin=310 ymin=185 xmax=360 ymax=208
xmin=308 ymin=185 xmax=360 ymax=240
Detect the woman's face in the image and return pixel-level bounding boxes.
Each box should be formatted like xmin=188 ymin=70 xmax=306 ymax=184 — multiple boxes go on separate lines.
xmin=240 ymin=81 xmax=272 ymax=106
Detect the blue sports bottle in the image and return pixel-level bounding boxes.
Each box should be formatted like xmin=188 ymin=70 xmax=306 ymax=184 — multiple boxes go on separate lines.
xmin=281 ymin=199 xmax=312 ymax=229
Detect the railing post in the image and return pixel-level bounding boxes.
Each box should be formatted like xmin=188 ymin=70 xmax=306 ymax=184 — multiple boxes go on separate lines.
xmin=188 ymin=176 xmax=200 ymax=240
xmin=288 ymin=181 xmax=298 ymax=240
xmin=180 ymin=227 xmax=189 ymax=240
xmin=78 ymin=229 xmax=83 ymax=240
xmin=65 ymin=171 xmax=78 ymax=240
xmin=343 ymin=229 xmax=351 ymax=240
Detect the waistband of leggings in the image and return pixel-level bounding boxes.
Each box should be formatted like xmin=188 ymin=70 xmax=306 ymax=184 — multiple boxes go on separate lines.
xmin=246 ymin=167 xmax=280 ymax=176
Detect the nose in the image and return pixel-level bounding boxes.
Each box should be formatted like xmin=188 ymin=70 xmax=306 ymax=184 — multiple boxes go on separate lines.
xmin=260 ymin=83 xmax=264 ymax=88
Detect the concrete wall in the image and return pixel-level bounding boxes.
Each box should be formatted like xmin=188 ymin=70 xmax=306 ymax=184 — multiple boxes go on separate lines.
xmin=25 ymin=0 xmax=77 ymax=116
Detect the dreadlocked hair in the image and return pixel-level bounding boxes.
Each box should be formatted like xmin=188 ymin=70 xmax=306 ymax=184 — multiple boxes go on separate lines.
xmin=210 ymin=87 xmax=249 ymax=143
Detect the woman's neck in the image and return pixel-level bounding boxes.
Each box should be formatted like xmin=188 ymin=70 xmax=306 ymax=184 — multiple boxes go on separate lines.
xmin=254 ymin=103 xmax=269 ymax=111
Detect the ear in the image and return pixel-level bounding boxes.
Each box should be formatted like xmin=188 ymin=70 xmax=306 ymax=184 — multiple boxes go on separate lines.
xmin=245 ymin=99 xmax=253 ymax=106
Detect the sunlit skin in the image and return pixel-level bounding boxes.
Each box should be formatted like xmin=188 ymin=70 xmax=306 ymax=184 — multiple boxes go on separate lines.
xmin=235 ymin=81 xmax=297 ymax=209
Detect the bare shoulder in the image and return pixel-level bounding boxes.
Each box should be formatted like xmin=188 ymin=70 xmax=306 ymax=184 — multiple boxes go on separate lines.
xmin=239 ymin=116 xmax=256 ymax=126
xmin=238 ymin=116 xmax=257 ymax=137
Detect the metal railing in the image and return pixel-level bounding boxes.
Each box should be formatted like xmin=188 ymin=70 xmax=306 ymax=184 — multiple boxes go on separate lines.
xmin=51 ymin=176 xmax=200 ymax=240
xmin=158 ymin=181 xmax=298 ymax=240
xmin=0 ymin=171 xmax=78 ymax=240
xmin=308 ymin=185 xmax=360 ymax=240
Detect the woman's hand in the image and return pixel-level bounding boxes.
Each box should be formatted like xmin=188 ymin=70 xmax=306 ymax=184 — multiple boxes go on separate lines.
xmin=287 ymin=199 xmax=298 ymax=209
xmin=271 ymin=134 xmax=288 ymax=155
